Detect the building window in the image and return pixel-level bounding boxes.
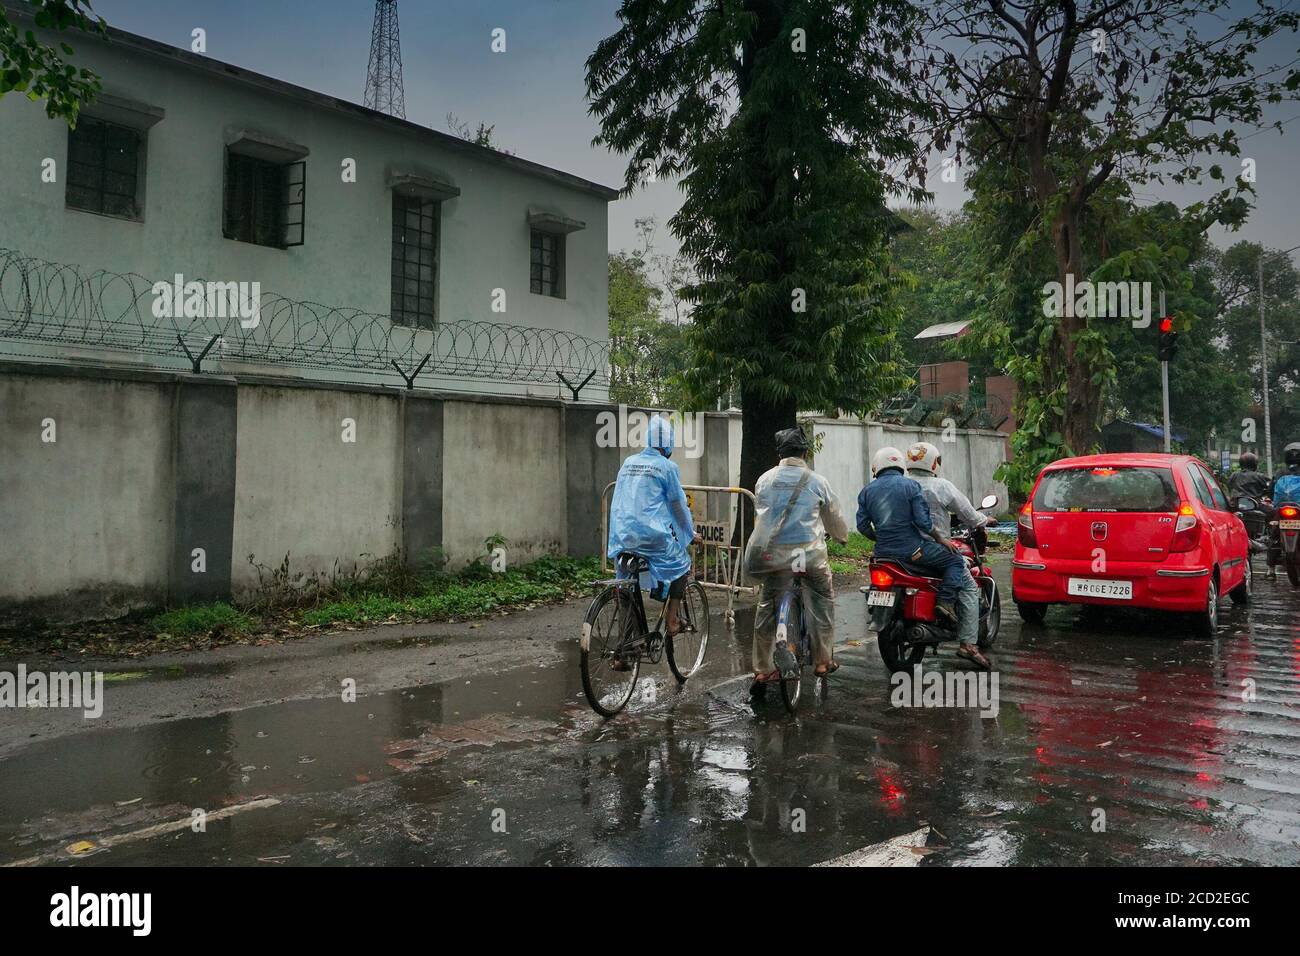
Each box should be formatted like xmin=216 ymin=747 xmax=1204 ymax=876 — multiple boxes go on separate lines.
xmin=530 ymin=229 xmax=564 ymax=298
xmin=391 ymin=193 xmax=438 ymax=328
xmin=223 ymin=151 xmax=305 ymax=248
xmin=66 ymin=118 xmax=143 ymax=220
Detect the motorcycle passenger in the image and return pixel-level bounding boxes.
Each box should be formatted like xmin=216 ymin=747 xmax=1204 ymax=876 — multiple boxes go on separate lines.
xmin=1270 ymin=443 xmax=1300 ymax=504
xmin=1227 ymin=451 xmax=1271 ymax=501
xmin=606 ymin=415 xmax=702 ymax=666
xmin=904 ymin=441 xmax=991 ymax=663
xmin=857 ymin=446 xmax=992 ymax=670
xmin=745 ymin=427 xmax=850 ymax=688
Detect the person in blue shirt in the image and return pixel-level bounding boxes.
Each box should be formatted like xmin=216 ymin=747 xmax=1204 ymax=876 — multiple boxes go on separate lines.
xmin=857 ymin=446 xmax=991 ymax=669
xmin=607 ymin=416 xmax=702 ymax=651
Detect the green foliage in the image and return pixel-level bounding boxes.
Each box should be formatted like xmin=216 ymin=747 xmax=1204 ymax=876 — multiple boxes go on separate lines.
xmin=151 ymin=603 xmax=255 ymax=638
xmin=0 ymin=0 xmax=104 ymax=124
xmin=588 ymin=0 xmax=927 ymax=440
xmin=607 ymin=245 xmax=692 ymax=408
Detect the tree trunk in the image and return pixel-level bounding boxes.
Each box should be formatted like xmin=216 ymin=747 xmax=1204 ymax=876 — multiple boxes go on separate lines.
xmin=1051 ymin=204 xmax=1102 ymax=454
xmin=734 ymin=389 xmax=797 ymax=545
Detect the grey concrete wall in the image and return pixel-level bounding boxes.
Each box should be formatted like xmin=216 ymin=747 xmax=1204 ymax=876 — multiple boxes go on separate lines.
xmin=169 ymin=378 xmax=237 ymax=604
xmin=441 ymin=398 xmax=565 ymax=568
xmin=564 ymin=404 xmax=626 ymax=559
xmin=401 ymin=395 xmax=444 ymax=571
xmin=0 ymin=368 xmax=173 ymax=618
xmin=230 ymin=382 xmax=403 ymax=595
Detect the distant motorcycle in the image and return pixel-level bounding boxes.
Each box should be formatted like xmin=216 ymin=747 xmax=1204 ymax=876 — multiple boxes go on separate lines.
xmin=1230 ymin=494 xmax=1271 ymax=557
xmin=1264 ymin=497 xmax=1300 ymax=588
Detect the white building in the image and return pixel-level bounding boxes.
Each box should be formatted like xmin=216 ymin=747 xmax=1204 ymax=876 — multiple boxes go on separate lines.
xmin=0 ymin=11 xmax=617 ymax=398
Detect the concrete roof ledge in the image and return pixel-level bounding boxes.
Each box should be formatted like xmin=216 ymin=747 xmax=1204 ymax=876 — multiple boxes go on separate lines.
xmin=527 ymin=210 xmax=587 ymax=234
xmin=224 ymin=127 xmax=310 ymax=163
xmin=84 ymin=92 xmax=165 ymax=130
xmin=389 ymin=171 xmax=461 ymax=202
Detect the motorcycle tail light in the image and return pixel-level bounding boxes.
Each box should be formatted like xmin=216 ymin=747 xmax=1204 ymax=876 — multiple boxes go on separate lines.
xmin=1171 ymin=501 xmax=1200 ymax=552
xmin=1017 ymin=502 xmax=1038 ymax=549
xmin=1281 ymin=506 xmax=1298 ymax=519
xmin=870 ymin=568 xmax=894 ymax=588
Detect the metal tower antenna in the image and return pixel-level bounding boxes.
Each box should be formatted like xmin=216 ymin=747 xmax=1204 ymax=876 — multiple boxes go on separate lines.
xmin=364 ymin=0 xmax=406 ymax=119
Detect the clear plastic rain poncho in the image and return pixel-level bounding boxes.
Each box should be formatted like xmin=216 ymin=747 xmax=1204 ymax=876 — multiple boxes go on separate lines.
xmin=606 ymin=416 xmax=695 ymax=586
xmin=744 ymin=458 xmax=849 ymax=576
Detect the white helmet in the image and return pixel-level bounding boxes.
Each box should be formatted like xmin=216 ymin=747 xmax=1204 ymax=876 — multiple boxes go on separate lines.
xmin=905 ymin=441 xmax=941 ymax=475
xmin=871 ymin=446 xmax=907 ymax=476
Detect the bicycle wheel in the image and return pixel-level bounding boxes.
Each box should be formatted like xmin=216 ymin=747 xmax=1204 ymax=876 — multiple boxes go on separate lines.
xmin=580 ymin=586 xmax=641 ymax=717
xmin=667 ymin=581 xmax=711 ymax=682
xmin=779 ymin=601 xmax=803 ymax=714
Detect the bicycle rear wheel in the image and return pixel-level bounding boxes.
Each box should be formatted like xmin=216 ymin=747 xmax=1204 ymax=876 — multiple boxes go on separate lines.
xmin=667 ymin=581 xmax=711 ymax=682
xmin=580 ymin=586 xmax=641 ymax=717
xmin=778 ymin=601 xmax=803 ymax=714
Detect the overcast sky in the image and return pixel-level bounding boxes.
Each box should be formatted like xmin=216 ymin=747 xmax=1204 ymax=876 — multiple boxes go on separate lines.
xmin=91 ymin=0 xmax=1300 ymax=262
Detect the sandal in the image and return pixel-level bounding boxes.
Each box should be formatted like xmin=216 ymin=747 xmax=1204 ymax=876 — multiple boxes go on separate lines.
xmin=814 ymin=660 xmax=840 ymax=678
xmin=956 ymin=645 xmax=992 ymax=671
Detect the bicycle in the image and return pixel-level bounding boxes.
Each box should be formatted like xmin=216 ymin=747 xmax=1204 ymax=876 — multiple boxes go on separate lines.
xmin=580 ymin=553 xmax=711 ymax=718
xmin=752 ymin=575 xmax=821 ymax=714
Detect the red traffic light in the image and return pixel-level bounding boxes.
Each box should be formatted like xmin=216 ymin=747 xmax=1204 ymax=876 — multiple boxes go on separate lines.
xmin=1159 ymin=316 xmax=1174 ymax=333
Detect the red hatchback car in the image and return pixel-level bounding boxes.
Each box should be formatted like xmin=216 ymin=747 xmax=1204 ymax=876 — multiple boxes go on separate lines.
xmin=1012 ymin=453 xmax=1251 ymax=635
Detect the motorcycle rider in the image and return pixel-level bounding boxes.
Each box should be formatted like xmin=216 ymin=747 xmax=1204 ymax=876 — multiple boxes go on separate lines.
xmin=1227 ymin=451 xmax=1271 ymax=501
xmin=744 ymin=427 xmax=850 ymax=688
xmin=606 ymin=415 xmax=702 ymax=667
xmin=903 ymin=441 xmax=992 ymax=662
xmin=857 ymin=446 xmax=992 ymax=670
xmin=1266 ymin=443 xmax=1300 ymax=578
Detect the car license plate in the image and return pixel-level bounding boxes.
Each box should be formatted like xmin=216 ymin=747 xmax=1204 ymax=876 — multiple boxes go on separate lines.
xmin=866 ymin=590 xmax=896 ymax=607
xmin=1067 ymin=578 xmax=1132 ymax=600
xmin=1280 ymin=520 xmax=1300 ymax=530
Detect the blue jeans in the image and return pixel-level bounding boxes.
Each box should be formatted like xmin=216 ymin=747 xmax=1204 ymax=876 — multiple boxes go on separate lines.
xmin=881 ymin=540 xmax=967 ymax=606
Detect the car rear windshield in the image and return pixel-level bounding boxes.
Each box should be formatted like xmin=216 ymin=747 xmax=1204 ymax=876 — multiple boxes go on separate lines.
xmin=1032 ymin=466 xmax=1179 ymax=513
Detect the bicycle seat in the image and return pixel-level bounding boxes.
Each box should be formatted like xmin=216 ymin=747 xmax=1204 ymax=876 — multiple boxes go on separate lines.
xmin=615 ymin=552 xmax=650 ymax=575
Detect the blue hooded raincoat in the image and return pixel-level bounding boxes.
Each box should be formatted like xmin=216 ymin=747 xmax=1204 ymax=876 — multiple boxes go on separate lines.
xmin=606 ymin=416 xmax=695 ymax=587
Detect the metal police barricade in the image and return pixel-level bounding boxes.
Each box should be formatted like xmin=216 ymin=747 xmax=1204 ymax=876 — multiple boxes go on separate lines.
xmin=600 ymin=483 xmax=759 ymax=632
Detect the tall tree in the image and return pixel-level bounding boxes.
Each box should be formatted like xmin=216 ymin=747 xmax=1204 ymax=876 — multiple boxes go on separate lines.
xmin=922 ymin=0 xmax=1299 ymax=454
xmin=587 ymin=0 xmax=924 ymax=500
xmin=1 ymin=0 xmax=104 ymax=123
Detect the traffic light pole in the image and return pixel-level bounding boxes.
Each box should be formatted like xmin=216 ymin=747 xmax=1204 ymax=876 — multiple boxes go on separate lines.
xmin=1160 ymin=290 xmax=1171 ymax=453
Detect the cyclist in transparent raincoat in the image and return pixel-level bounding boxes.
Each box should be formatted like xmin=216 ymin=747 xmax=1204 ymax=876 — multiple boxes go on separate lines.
xmin=744 ymin=427 xmax=850 ymax=685
xmin=607 ymin=415 xmax=701 ymax=640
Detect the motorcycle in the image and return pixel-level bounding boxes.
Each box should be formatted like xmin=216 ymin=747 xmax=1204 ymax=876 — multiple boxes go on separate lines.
xmin=1230 ymin=494 xmax=1271 ymax=557
xmin=1262 ymin=496 xmax=1300 ymax=587
xmin=863 ymin=493 xmax=1002 ymax=673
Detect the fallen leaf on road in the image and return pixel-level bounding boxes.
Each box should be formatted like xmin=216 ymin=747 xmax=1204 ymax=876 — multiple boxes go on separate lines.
xmin=66 ymin=840 xmax=96 ymax=855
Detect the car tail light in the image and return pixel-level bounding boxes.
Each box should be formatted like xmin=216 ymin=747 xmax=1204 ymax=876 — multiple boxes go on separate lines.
xmin=1017 ymin=502 xmax=1038 ymax=549
xmin=870 ymin=568 xmax=894 ymax=588
xmin=1170 ymin=501 xmax=1201 ymax=552
xmin=1281 ymin=505 xmax=1299 ymax=519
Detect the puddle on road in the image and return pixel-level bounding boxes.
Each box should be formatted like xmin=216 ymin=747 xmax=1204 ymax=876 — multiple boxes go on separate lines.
xmin=4 ymin=563 xmax=1300 ymax=865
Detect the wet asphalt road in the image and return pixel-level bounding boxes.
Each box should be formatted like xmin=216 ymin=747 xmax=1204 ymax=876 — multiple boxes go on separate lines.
xmin=3 ymin=554 xmax=1300 ymax=867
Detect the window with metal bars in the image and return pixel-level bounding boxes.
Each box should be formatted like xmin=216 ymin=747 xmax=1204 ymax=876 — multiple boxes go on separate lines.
xmin=390 ymin=193 xmax=439 ymax=328
xmin=223 ymin=151 xmax=305 ymax=248
xmin=530 ymin=229 xmax=564 ymax=298
xmin=66 ymin=118 xmax=143 ymax=220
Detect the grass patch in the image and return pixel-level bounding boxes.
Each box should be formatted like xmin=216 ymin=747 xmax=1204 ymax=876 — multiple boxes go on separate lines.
xmin=151 ymin=602 xmax=255 ymax=637
xmin=828 ymin=532 xmax=874 ymax=572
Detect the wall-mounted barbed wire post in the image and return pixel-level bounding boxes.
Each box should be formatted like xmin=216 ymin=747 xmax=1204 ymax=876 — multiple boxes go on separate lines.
xmin=390 ymin=353 xmax=430 ymax=390
xmin=558 ymin=369 xmax=595 ymax=401
xmin=177 ymin=334 xmax=220 ymax=374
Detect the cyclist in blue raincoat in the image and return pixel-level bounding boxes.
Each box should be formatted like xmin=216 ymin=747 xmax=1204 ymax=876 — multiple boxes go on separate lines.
xmin=607 ymin=416 xmax=702 ymax=641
